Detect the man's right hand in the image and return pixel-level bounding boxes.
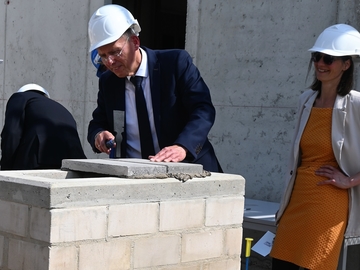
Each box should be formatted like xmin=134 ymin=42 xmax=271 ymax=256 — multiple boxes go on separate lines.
xmin=95 ymin=131 xmax=116 ymax=154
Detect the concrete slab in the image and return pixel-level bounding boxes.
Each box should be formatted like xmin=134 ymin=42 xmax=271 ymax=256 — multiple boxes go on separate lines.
xmin=61 ymin=159 xmax=167 ymax=178
xmin=61 ymin=159 xmax=204 ymax=178
xmin=119 ymin=159 xmax=204 ymax=174
xmin=0 ymin=170 xmax=244 ymax=208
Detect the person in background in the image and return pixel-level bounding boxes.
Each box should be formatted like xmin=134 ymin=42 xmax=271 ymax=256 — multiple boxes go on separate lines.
xmin=270 ymin=24 xmax=360 ymax=270
xmin=87 ymin=4 xmax=222 ymax=172
xmin=1 ymin=83 xmax=86 ymax=170
xmin=91 ymin=49 xmax=108 ymax=78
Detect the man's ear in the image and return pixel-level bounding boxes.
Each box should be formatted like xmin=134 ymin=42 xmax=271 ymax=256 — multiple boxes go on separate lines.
xmin=131 ymin=35 xmax=140 ymax=49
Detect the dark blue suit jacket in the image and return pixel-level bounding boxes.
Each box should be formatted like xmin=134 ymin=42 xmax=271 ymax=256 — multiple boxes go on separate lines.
xmin=1 ymin=91 xmax=86 ymax=170
xmin=88 ymin=47 xmax=222 ymax=172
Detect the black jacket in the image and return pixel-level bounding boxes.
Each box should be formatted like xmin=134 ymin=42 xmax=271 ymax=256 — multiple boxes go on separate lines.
xmin=1 ymin=91 xmax=86 ymax=170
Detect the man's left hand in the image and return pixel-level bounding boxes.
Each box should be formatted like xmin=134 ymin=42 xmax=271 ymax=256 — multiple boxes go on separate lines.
xmin=149 ymin=145 xmax=187 ymax=162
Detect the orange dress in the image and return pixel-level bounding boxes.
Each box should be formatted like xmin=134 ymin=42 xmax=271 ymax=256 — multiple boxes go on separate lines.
xmin=270 ymin=108 xmax=349 ymax=270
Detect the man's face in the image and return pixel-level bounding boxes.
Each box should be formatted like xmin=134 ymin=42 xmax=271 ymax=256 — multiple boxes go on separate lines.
xmin=97 ymin=35 xmax=140 ymax=78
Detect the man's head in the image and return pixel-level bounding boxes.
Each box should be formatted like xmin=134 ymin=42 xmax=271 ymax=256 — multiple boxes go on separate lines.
xmin=88 ymin=5 xmax=142 ymax=78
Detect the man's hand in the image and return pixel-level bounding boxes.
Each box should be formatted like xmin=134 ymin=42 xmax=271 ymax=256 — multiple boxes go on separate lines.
xmin=149 ymin=145 xmax=187 ymax=162
xmin=95 ymin=131 xmax=116 ymax=154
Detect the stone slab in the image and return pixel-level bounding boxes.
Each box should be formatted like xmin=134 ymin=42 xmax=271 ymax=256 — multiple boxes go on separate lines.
xmin=119 ymin=158 xmax=204 ymax=174
xmin=0 ymin=169 xmax=244 ymax=209
xmin=61 ymin=159 xmax=204 ymax=178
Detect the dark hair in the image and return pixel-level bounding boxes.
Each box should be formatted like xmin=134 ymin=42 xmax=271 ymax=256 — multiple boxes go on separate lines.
xmin=307 ymin=56 xmax=354 ymax=96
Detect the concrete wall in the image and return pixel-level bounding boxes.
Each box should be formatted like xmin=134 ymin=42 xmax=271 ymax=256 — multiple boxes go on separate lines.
xmin=0 ymin=0 xmax=359 ymax=202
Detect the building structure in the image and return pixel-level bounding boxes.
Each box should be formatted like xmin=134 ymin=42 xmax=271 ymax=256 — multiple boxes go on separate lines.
xmin=0 ymin=1 xmax=359 ymax=268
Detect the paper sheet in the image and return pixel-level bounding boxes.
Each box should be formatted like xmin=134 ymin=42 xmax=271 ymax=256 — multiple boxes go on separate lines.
xmin=251 ymin=231 xmax=275 ymax=257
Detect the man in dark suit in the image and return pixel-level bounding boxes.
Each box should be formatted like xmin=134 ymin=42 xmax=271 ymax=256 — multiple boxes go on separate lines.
xmin=87 ymin=4 xmax=222 ymax=172
xmin=1 ymin=83 xmax=86 ymax=170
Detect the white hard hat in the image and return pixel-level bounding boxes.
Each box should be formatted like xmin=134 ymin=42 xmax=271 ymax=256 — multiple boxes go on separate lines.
xmin=88 ymin=4 xmax=141 ymax=52
xmin=308 ymin=24 xmax=360 ymax=56
xmin=17 ymin=83 xmax=50 ymax=98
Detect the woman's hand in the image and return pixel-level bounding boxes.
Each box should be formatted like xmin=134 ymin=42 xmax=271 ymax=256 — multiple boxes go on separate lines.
xmin=315 ymin=165 xmax=354 ymax=189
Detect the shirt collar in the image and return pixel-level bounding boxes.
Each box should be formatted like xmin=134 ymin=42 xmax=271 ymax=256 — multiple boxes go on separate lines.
xmin=127 ymin=47 xmax=148 ymax=81
xmin=136 ymin=48 xmax=148 ymax=77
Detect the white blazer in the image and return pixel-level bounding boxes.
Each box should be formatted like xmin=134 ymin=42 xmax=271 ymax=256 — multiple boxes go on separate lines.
xmin=276 ymin=89 xmax=360 ymax=237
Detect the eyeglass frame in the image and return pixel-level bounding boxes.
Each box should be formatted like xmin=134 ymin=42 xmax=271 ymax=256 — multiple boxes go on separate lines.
xmin=311 ymin=52 xmax=350 ymax=65
xmin=96 ymin=36 xmax=130 ymax=65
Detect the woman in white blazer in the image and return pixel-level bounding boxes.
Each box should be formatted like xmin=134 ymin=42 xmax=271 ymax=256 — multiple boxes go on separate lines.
xmin=270 ymin=24 xmax=360 ymax=270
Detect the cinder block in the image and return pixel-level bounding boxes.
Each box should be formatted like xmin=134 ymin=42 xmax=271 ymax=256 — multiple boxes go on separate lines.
xmin=30 ymin=207 xmax=51 ymax=242
xmin=0 ymin=235 xmax=4 ymax=267
xmin=50 ymin=206 xmax=107 ymax=242
xmin=225 ymin=227 xmax=243 ymax=255
xmin=203 ymin=258 xmax=240 ymax=270
xmin=134 ymin=235 xmax=181 ymax=268
xmin=159 ymin=199 xmax=205 ymax=231
xmin=0 ymin=199 xmax=28 ymax=237
xmin=108 ymin=203 xmax=158 ymax=236
xmin=49 ymin=246 xmax=77 ymax=270
xmin=8 ymin=239 xmax=48 ymax=270
xmin=182 ymin=230 xmax=223 ymax=262
xmin=205 ymin=197 xmax=244 ymax=226
xmin=79 ymin=240 xmax=131 ymax=270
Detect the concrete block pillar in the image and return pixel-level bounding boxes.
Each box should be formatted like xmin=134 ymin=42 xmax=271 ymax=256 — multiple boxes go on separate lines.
xmin=0 ymin=159 xmax=245 ymax=270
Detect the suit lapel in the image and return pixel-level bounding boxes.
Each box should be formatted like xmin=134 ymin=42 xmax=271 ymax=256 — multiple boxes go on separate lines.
xmin=144 ymin=48 xmax=162 ymax=142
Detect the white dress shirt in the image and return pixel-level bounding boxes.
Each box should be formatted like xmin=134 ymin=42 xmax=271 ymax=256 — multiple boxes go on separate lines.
xmin=125 ymin=47 xmax=160 ymax=158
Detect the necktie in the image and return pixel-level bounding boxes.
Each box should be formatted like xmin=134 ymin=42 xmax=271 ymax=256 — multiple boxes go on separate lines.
xmin=130 ymin=76 xmax=155 ymax=158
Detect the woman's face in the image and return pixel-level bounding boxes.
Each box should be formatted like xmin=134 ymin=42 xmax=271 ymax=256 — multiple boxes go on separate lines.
xmin=312 ymin=52 xmax=350 ymax=85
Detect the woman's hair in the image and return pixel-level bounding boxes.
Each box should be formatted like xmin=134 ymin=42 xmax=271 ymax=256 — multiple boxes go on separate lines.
xmin=306 ymin=56 xmax=354 ymax=96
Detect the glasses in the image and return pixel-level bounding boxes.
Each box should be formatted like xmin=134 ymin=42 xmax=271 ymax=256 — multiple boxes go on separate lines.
xmin=97 ymin=36 xmax=129 ymax=64
xmin=311 ymin=52 xmax=341 ymax=65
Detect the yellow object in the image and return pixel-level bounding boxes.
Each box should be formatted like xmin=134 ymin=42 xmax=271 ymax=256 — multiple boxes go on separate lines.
xmin=245 ymin=238 xmax=253 ymax=257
